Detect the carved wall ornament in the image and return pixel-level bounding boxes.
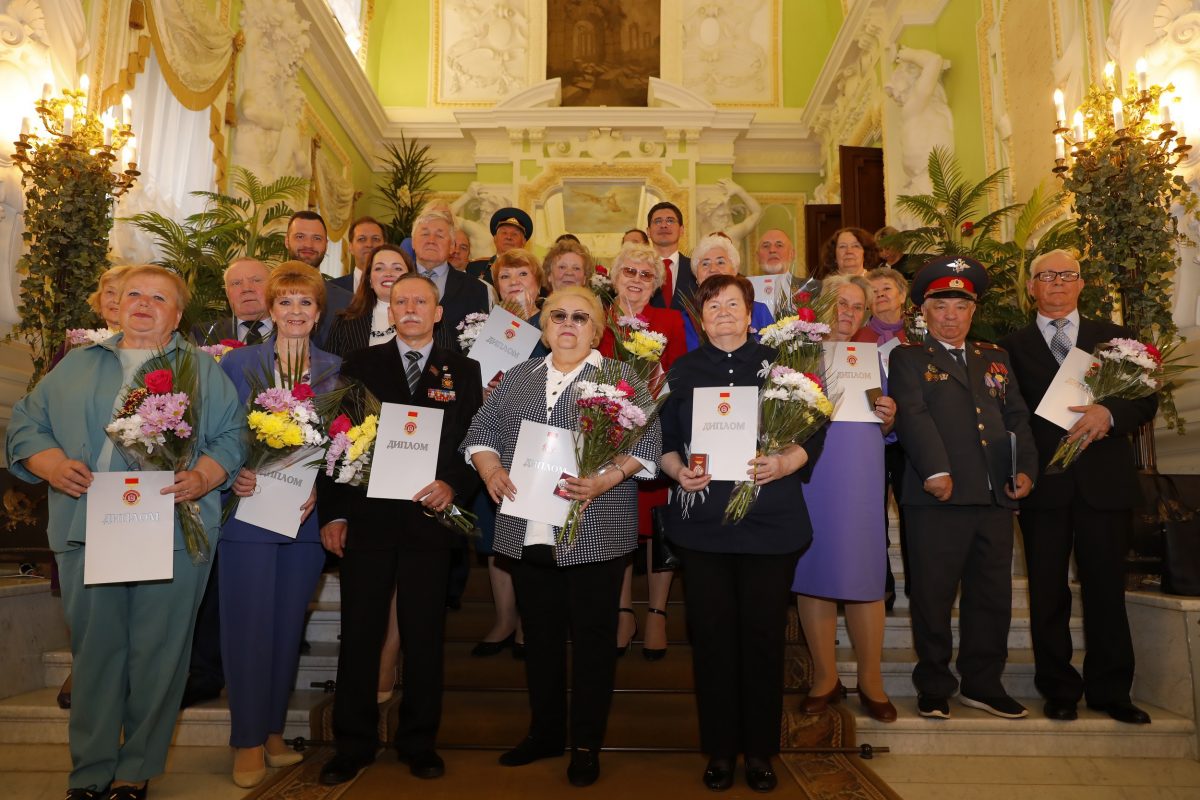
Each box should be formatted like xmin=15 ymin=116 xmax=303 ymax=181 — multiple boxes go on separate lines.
xmin=434 ymin=0 xmax=530 ymax=105
xmin=883 ymin=46 xmax=954 ymax=226
xmin=680 ymin=0 xmax=779 ymax=106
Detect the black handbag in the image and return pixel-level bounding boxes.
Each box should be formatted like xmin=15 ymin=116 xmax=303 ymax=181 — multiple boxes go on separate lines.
xmin=649 ymin=505 xmax=680 ymax=572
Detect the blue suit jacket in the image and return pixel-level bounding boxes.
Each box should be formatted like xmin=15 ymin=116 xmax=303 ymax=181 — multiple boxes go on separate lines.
xmin=218 ymin=341 xmax=342 ymax=543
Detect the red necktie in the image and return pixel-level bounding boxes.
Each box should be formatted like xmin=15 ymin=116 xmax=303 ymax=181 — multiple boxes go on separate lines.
xmin=661 ymin=258 xmax=674 ymax=305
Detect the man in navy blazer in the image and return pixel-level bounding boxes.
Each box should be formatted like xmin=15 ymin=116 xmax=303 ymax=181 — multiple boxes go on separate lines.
xmin=285 ymin=210 xmax=352 ymax=348
xmin=407 ymin=207 xmax=489 ymax=353
xmin=317 ymin=271 xmax=483 ymax=785
xmin=331 ymin=216 xmax=387 ymax=293
xmin=646 ymin=201 xmax=697 ymax=313
xmin=1000 ymin=250 xmax=1157 ymax=725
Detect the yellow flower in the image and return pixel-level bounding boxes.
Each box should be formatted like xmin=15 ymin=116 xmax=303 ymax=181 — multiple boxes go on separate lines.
xmin=626 ymin=330 xmax=666 ymax=361
xmin=248 ymin=410 xmax=303 ymax=448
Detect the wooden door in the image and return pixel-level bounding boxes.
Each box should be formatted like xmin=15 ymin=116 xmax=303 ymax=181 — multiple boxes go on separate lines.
xmin=839 ymin=145 xmax=886 ymax=234
xmin=803 ymin=203 xmax=842 ymax=276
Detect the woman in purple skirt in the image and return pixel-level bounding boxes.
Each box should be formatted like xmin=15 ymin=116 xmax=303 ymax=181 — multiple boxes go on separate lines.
xmin=792 ymin=275 xmax=898 ymax=723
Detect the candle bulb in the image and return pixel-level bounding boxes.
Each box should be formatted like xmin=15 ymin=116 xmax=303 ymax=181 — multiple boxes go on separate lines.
xmin=1136 ymin=58 xmax=1148 ymax=93
xmin=79 ymin=73 xmax=89 ymax=98
xmin=1055 ymin=135 xmax=1066 ymax=160
xmin=126 ymin=135 xmax=137 ymax=165
xmin=1113 ymin=97 xmax=1125 ymax=131
xmin=121 ymin=93 xmax=132 ymax=126
xmin=1073 ymin=110 xmax=1085 ymax=141
xmin=41 ymin=82 xmax=51 ymax=101
xmin=1104 ymin=61 xmax=1116 ymax=89
xmin=102 ymin=113 xmax=113 ymax=147
xmin=1054 ymin=89 xmax=1066 ymax=125
xmin=1161 ymin=99 xmax=1172 ymax=125
xmin=62 ymin=103 xmax=74 ymax=136
xmin=20 ymin=117 xmax=31 ymax=136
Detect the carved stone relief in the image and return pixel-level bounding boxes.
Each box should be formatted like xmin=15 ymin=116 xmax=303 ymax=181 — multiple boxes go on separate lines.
xmin=680 ymin=0 xmax=777 ymax=105
xmin=436 ymin=0 xmax=530 ymax=105
xmin=883 ymin=46 xmax=954 ymax=228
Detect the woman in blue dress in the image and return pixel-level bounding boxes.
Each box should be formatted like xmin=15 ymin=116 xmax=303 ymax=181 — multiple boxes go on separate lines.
xmin=792 ymin=274 xmax=899 ymax=723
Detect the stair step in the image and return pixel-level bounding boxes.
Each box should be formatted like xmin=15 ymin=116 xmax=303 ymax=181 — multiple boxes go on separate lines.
xmin=825 ymin=607 xmax=1084 ymax=651
xmin=832 ymin=648 xmax=1083 ymax=698
xmin=845 ymin=697 xmax=1196 ymax=758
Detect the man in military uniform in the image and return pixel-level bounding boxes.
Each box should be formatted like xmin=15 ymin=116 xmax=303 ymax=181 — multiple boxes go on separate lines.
xmin=890 ymin=255 xmax=1037 ymax=720
xmin=465 ymin=207 xmax=533 ymax=285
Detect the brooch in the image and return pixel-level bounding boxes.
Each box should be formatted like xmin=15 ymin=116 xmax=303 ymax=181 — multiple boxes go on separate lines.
xmin=924 ymin=365 xmax=949 ymax=382
xmin=984 ymin=362 xmax=1008 ymax=400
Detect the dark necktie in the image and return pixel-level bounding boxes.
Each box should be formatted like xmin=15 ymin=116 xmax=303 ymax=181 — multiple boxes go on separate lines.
xmin=661 ymin=259 xmax=673 ymax=304
xmin=1050 ymin=318 xmax=1071 ymax=365
xmin=243 ymin=320 xmax=264 ymax=345
xmin=950 ymin=347 xmax=967 ymax=377
xmin=405 ymin=351 xmax=422 ymax=394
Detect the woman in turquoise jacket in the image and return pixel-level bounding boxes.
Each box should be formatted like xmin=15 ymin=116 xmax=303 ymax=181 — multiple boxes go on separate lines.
xmin=6 ymin=265 xmax=246 ymax=800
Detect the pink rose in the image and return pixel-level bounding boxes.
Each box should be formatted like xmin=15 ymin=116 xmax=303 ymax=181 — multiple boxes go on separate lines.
xmin=329 ymin=414 xmax=352 ymax=437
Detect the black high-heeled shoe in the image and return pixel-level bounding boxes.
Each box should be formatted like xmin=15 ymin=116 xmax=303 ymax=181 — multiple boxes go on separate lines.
xmin=616 ymin=607 xmax=638 ymax=657
xmin=471 ymin=631 xmax=516 ymax=657
xmin=642 ymin=607 xmax=668 ymax=661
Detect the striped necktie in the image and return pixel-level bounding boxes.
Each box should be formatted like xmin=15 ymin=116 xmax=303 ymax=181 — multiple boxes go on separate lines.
xmin=1050 ymin=319 xmax=1071 ymax=364
xmin=243 ymin=319 xmax=264 ymax=345
xmin=405 ymin=350 xmax=422 ymax=394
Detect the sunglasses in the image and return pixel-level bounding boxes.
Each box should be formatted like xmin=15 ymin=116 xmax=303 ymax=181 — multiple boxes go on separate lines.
xmin=547 ymin=309 xmax=592 ymax=326
xmin=620 ymin=266 xmax=656 ymax=281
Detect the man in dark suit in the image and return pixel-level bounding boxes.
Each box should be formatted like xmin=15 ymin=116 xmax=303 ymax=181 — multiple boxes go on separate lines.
xmin=332 ymin=216 xmax=387 ymax=293
xmin=190 ymin=257 xmax=273 ymax=346
xmin=284 ymin=210 xmax=352 ymax=348
xmin=1000 ymin=249 xmax=1156 ymax=725
xmin=317 ymin=270 xmax=483 ymax=784
xmin=465 ymin=207 xmax=532 ymax=286
xmin=409 ymin=207 xmax=489 ymax=353
xmin=890 ymin=255 xmax=1037 ymax=721
xmin=646 ymin=201 xmax=697 ymax=313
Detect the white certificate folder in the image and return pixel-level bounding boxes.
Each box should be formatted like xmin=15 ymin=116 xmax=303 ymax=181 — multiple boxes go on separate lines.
xmin=690 ymin=386 xmax=759 ymax=482
xmin=84 ymin=471 xmax=175 ymax=584
xmin=501 ymin=420 xmax=578 ymax=527
xmin=367 ymin=404 xmax=444 ymax=500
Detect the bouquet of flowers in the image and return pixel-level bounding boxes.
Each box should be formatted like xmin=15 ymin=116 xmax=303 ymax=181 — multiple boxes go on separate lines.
xmin=456 ymin=313 xmax=490 ymax=351
xmin=199 ymin=339 xmax=245 ymax=363
xmin=1046 ymin=337 xmax=1190 ymax=472
xmin=67 ymin=328 xmax=118 ymax=346
xmin=589 ymin=265 xmax=615 ymax=305
xmin=724 ymin=364 xmax=833 ymax=525
xmin=769 ymin=277 xmax=823 ymax=320
xmin=559 ymin=362 xmax=662 ymax=545
xmin=104 ymin=347 xmax=210 ymax=563
xmin=757 ymin=292 xmax=832 ymax=373
xmin=608 ymin=315 xmax=669 ymax=397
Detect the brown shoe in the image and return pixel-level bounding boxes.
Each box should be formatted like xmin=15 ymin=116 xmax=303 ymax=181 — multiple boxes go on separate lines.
xmin=800 ymin=680 xmax=846 ymax=715
xmin=859 ymin=690 xmax=897 ymax=723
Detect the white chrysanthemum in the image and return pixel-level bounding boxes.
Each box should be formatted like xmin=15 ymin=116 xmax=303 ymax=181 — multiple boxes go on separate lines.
xmin=762 ymin=388 xmax=789 ymax=401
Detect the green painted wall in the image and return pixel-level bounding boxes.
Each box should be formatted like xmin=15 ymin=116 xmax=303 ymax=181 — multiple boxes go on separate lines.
xmin=784 ymin=0 xmax=843 ymax=108
xmin=899 ymin=2 xmax=987 ymax=183
xmin=298 ymin=73 xmax=385 ymax=221
xmin=371 ymin=0 xmax=431 ymax=106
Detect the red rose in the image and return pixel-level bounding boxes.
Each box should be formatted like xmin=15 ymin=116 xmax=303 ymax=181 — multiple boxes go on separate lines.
xmin=595 ymin=265 xmax=608 ymax=276
xmin=144 ymin=369 xmax=173 ymax=394
xmin=1145 ymin=343 xmax=1163 ymax=365
xmin=795 ymin=291 xmax=812 ymax=304
xmin=219 ymin=338 xmax=245 ymax=349
xmin=291 ymin=383 xmax=315 ymax=402
xmin=329 ymin=414 xmax=352 ymax=437
xmin=616 ymin=379 xmax=635 ymax=398
xmin=960 ymin=221 xmax=975 ymax=237
xmin=797 ymin=307 xmax=816 ymax=323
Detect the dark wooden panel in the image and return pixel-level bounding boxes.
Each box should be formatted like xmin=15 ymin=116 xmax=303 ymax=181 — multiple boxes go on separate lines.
xmin=838 ymin=145 xmax=886 ymax=234
xmin=803 ymin=204 xmax=842 ymax=277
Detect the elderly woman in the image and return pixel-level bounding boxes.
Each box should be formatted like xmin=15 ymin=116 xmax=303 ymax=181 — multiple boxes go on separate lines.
xmin=681 ymin=233 xmax=774 ymax=351
xmin=597 ymin=242 xmax=686 ymax=658
xmin=463 ymin=286 xmax=661 ymax=787
xmin=812 ymin=227 xmax=879 ymax=280
xmin=661 ymin=274 xmax=825 ymax=793
xmin=542 ymin=238 xmax=594 ymax=293
xmin=792 ymin=275 xmax=897 ymax=724
xmin=326 ymin=244 xmax=410 ymax=358
xmin=217 ymin=263 xmax=342 ymax=787
xmin=853 ymin=266 xmax=912 ymax=608
xmin=7 ymin=265 xmax=245 ymax=800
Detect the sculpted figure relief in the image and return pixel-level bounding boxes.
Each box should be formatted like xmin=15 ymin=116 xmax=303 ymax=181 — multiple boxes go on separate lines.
xmin=696 ymin=178 xmax=762 ymax=247
xmin=450 ymin=182 xmax=512 ymax=257
xmin=885 ymin=47 xmax=955 ymax=220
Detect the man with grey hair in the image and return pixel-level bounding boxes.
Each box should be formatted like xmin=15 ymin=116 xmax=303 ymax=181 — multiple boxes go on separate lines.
xmin=755 ymin=229 xmax=796 ymax=276
xmin=191 ymin=257 xmax=273 ymax=345
xmin=1000 ymin=249 xmax=1156 ymax=725
xmin=410 ymin=205 xmax=489 ymax=353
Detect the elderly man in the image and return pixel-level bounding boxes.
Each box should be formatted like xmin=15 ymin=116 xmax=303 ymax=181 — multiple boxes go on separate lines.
xmin=449 ymin=228 xmax=472 ymax=271
xmin=466 ymin=207 xmax=532 ymax=285
xmin=1000 ymin=250 xmax=1156 ymax=725
xmin=410 ymin=206 xmax=489 ymax=352
xmin=191 ymin=258 xmax=273 ymax=345
xmin=284 ymin=210 xmax=351 ymax=348
xmin=755 ymin=229 xmax=796 ymax=276
xmin=333 ymin=216 xmax=387 ymax=292
xmin=646 ymin=201 xmax=696 ymax=312
xmin=890 ymin=255 xmax=1037 ymax=721
xmin=317 ymin=271 xmax=483 ymax=785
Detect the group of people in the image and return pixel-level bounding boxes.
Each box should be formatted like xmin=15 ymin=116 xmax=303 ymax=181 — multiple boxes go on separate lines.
xmin=7 ymin=197 xmax=1156 ymax=800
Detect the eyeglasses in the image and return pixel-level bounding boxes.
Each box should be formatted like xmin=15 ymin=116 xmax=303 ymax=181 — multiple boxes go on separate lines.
xmin=620 ymin=266 xmax=656 ymax=281
xmin=1032 ymin=270 xmax=1081 ymax=283
xmin=547 ymin=309 xmax=592 ymax=327
xmin=650 ymin=217 xmax=679 ymax=227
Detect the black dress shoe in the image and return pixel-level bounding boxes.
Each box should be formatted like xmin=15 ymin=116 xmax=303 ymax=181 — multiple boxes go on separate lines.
xmin=397 ymin=750 xmax=445 ymax=779
xmin=1044 ymin=699 xmax=1078 ymax=721
xmin=65 ymin=789 xmax=106 ymax=800
xmin=744 ymin=756 xmax=777 ymax=793
xmin=179 ymin=677 xmax=221 ymax=709
xmin=105 ymin=785 xmax=147 ymax=800
xmin=567 ymin=749 xmax=600 ymax=787
xmin=319 ymin=754 xmax=372 ymax=785
xmin=703 ymin=756 xmax=735 ymax=791
xmin=1088 ymin=700 xmax=1152 ymax=724
xmin=471 ymin=632 xmax=515 ymax=657
xmin=498 ymin=737 xmax=564 ymax=767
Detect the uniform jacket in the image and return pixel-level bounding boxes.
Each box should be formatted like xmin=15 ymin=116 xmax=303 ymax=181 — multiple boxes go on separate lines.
xmin=890 ymin=334 xmax=1037 ymax=509
xmin=1000 ymin=318 xmax=1156 ymax=511
xmin=316 ymin=341 xmax=483 ymax=551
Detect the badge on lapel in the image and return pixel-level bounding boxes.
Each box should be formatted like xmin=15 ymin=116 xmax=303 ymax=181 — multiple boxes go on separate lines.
xmin=984 ymin=362 xmax=1008 ymax=400
xmin=924 ymin=364 xmax=949 ymax=382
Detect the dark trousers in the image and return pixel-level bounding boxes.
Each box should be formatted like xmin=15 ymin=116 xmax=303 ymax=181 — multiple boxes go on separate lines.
xmin=1018 ymin=500 xmax=1135 ymax=706
xmin=906 ymin=505 xmax=1013 ymax=699
xmin=187 ymin=548 xmax=224 ymax=692
xmin=883 ymin=441 xmax=909 ymax=598
xmin=334 ymin=547 xmax=451 ymax=761
xmin=218 ymin=539 xmax=325 ymax=747
xmin=676 ymin=545 xmax=800 ymax=758
xmin=511 ymin=546 xmax=625 ymax=752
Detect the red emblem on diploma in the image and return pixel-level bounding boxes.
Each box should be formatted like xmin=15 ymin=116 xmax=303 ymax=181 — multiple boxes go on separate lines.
xmin=846 ymin=345 xmax=858 ymax=367
xmin=543 ymin=430 xmax=559 ymax=452
xmin=123 ymin=476 xmax=141 ymax=506
xmin=717 ymin=391 xmax=731 ymax=416
xmin=404 ymin=410 xmax=418 ymax=436
xmin=504 ymin=320 xmax=520 ymax=340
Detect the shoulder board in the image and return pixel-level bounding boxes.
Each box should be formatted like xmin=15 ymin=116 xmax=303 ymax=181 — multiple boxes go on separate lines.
xmin=974 ymin=341 xmax=1004 ymax=350
xmin=899 ymin=341 xmax=923 ymax=347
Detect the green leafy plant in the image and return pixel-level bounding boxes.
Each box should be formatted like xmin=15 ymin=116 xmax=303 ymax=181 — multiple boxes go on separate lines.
xmin=125 ymin=167 xmax=308 ymax=332
xmin=1060 ymin=79 xmax=1198 ymax=432
xmin=377 ymin=135 xmax=435 ymax=244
